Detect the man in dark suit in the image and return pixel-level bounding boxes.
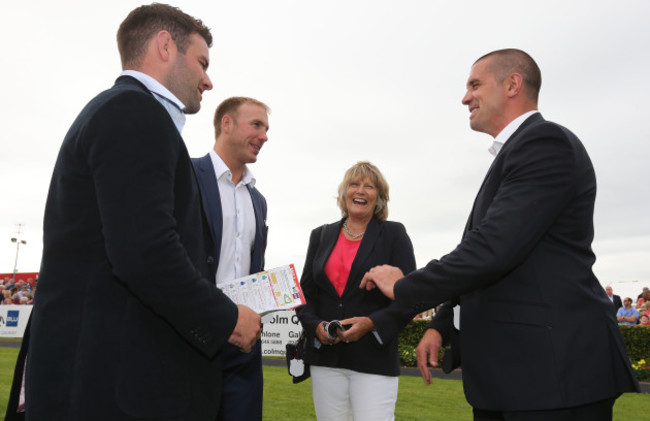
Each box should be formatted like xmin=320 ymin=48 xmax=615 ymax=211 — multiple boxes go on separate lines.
xmin=358 ymin=49 xmax=639 ymax=420
xmin=605 ymin=285 xmax=623 ymax=315
xmin=5 ymin=4 xmax=261 ymax=421
xmin=192 ymin=97 xmax=270 ymax=421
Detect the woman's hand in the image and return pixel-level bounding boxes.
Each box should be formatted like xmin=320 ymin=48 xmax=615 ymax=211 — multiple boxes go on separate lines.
xmin=338 ymin=317 xmax=375 ymax=343
xmin=315 ymin=321 xmax=342 ymax=346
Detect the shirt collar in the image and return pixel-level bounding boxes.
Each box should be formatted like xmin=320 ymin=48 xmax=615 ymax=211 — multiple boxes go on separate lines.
xmin=488 ymin=110 xmax=539 ymax=157
xmin=121 ymin=70 xmax=186 ymax=110
xmin=209 ymin=149 xmax=256 ymax=187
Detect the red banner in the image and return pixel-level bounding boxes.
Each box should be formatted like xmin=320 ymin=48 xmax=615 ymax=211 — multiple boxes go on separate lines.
xmin=0 ymin=272 xmax=38 ymax=284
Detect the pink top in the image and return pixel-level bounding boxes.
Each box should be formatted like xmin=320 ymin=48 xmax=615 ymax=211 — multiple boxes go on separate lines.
xmin=324 ymin=230 xmax=362 ymax=296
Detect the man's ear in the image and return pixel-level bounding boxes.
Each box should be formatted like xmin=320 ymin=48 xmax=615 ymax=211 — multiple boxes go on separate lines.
xmin=155 ymin=30 xmax=175 ymax=62
xmin=504 ymin=72 xmax=524 ymax=98
xmin=221 ymin=114 xmax=233 ymax=135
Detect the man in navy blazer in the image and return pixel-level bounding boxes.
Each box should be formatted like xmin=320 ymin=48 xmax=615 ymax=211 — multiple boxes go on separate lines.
xmin=360 ymin=49 xmax=639 ymax=420
xmin=192 ymin=97 xmax=270 ymax=421
xmin=5 ymin=5 xmax=261 ymax=421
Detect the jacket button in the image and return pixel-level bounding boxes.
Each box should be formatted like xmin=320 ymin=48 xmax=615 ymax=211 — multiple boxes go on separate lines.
xmin=207 ymin=256 xmax=215 ymax=264
xmin=338 ymin=303 xmax=343 ymax=308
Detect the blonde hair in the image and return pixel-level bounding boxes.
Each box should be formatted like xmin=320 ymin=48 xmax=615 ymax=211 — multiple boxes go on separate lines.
xmin=337 ymin=161 xmax=389 ymax=221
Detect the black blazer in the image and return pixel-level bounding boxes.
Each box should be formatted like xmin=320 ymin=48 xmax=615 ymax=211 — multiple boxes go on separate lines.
xmin=7 ymin=76 xmax=239 ymax=421
xmin=391 ymin=114 xmax=640 ymax=411
xmin=295 ymin=218 xmax=416 ymax=376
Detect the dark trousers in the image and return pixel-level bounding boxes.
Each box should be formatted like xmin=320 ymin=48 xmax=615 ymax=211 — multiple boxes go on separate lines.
xmin=217 ymin=340 xmax=263 ymax=421
xmin=473 ymin=397 xmax=617 ymax=421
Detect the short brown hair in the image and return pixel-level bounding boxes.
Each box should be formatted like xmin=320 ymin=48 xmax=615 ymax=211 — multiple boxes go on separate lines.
xmin=213 ymin=97 xmax=270 ymax=138
xmin=337 ymin=161 xmax=390 ymax=221
xmin=117 ymin=3 xmax=212 ymax=69
xmin=476 ymin=48 xmax=542 ymax=103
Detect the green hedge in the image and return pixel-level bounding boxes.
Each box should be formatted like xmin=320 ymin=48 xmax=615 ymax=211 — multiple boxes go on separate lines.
xmin=619 ymin=325 xmax=650 ymax=361
xmin=619 ymin=325 xmax=650 ymax=380
xmin=398 ymin=321 xmax=650 ymax=381
xmin=398 ymin=320 xmax=445 ymax=367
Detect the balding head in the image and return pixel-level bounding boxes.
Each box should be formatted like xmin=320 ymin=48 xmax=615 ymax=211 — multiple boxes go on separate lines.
xmin=475 ymin=48 xmax=541 ymax=104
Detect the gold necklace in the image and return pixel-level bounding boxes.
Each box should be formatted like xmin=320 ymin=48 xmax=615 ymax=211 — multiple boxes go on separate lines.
xmin=343 ymin=219 xmax=365 ymax=240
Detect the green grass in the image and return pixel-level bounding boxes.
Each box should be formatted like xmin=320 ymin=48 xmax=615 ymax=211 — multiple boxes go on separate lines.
xmin=1 ymin=348 xmax=649 ymax=420
xmin=262 ymin=366 xmax=650 ymax=420
xmin=0 ymin=348 xmax=19 ymax=417
xmin=262 ymin=366 xmax=473 ymax=420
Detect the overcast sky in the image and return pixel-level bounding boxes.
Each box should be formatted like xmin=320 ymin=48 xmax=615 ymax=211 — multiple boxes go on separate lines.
xmin=1 ymin=0 xmax=648 ymax=299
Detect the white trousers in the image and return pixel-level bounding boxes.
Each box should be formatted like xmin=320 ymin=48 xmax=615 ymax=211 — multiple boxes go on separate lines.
xmin=310 ymin=365 xmax=398 ymax=421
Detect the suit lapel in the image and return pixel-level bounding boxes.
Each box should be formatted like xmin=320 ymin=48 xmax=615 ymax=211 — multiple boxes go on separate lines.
xmin=464 ymin=113 xmax=544 ymax=233
xmin=313 ymin=222 xmax=343 ymax=296
xmin=192 ymin=155 xmax=266 ymax=274
xmin=313 ymin=218 xmax=381 ymax=297
xmin=192 ymin=154 xmax=224 ymax=267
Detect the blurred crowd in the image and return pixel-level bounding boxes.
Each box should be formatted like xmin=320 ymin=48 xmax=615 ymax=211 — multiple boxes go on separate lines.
xmin=613 ymin=285 xmax=650 ymax=326
xmin=0 ymin=276 xmax=36 ymax=305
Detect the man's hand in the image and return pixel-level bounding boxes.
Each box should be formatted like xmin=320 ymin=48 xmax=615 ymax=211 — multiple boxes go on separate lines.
xmin=359 ymin=265 xmax=404 ymax=299
xmin=416 ymin=328 xmax=443 ymax=385
xmin=338 ymin=317 xmax=375 ymax=343
xmin=228 ymin=305 xmax=261 ymax=353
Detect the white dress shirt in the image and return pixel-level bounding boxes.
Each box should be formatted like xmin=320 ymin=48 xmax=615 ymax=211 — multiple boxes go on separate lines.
xmin=488 ymin=110 xmax=539 ymax=157
xmin=209 ymin=150 xmax=256 ymax=285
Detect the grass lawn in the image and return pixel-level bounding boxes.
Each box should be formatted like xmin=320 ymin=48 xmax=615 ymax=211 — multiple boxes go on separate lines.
xmin=263 ymin=366 xmax=472 ymax=420
xmin=1 ymin=348 xmax=649 ymax=420
xmin=0 ymin=348 xmax=19 ymax=417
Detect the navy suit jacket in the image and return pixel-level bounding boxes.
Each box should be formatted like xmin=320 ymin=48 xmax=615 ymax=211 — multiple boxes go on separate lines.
xmin=7 ymin=76 xmax=238 ymax=421
xmin=391 ymin=113 xmax=639 ymax=411
xmin=191 ymin=153 xmax=268 ymax=276
xmin=295 ymin=218 xmax=416 ymax=376
xmin=190 ymin=154 xmax=268 ymax=421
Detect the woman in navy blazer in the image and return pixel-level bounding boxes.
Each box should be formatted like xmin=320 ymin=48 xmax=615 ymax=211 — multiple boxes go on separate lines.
xmin=296 ymin=161 xmax=416 ymax=421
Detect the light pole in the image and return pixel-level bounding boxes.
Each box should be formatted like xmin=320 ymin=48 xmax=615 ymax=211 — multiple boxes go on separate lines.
xmin=10 ymin=224 xmax=27 ymax=282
